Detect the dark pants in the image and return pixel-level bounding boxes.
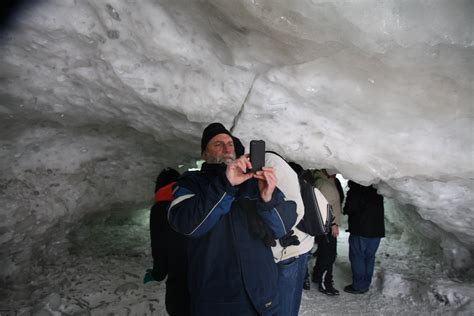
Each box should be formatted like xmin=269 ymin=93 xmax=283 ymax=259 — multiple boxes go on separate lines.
xmin=312 ymin=232 xmax=337 ymax=285
xmin=348 ymin=234 xmax=381 ymax=290
xmin=166 ymin=275 xmax=191 ymax=316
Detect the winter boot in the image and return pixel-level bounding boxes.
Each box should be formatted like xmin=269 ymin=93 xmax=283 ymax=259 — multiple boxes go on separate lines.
xmin=318 ymin=281 xmax=340 ymax=296
xmin=343 ymin=284 xmax=368 ymax=294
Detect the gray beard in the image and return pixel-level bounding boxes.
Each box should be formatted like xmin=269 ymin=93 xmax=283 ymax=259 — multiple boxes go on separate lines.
xmin=205 ymin=153 xmax=236 ymax=165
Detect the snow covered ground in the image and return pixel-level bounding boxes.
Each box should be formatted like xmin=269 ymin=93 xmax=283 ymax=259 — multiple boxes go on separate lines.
xmin=1 ymin=206 xmax=472 ymax=315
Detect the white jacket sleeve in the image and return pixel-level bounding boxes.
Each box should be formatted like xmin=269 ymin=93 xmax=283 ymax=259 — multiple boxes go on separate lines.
xmin=265 ymin=152 xmax=304 ymax=227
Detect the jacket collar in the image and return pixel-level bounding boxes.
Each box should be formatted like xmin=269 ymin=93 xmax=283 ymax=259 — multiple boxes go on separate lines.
xmin=201 ymin=162 xmax=227 ymax=174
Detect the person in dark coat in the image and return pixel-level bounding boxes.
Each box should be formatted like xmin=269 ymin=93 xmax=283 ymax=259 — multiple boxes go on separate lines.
xmin=343 ymin=180 xmax=385 ymax=294
xmin=168 ymin=123 xmax=297 ymax=316
xmin=144 ymin=167 xmax=190 ymax=316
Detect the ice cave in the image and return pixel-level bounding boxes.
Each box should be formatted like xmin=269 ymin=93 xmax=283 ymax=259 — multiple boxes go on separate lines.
xmin=0 ymin=0 xmax=473 ymax=315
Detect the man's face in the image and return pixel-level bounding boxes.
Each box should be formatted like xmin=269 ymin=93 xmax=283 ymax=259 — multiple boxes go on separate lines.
xmin=203 ymin=133 xmax=236 ymax=164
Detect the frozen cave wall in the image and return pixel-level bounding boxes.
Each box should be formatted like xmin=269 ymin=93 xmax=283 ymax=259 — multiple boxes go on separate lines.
xmin=0 ymin=0 xmax=473 ymax=282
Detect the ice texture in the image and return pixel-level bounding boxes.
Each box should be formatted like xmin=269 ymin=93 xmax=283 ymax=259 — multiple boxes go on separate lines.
xmin=0 ymin=0 xmax=473 ymax=312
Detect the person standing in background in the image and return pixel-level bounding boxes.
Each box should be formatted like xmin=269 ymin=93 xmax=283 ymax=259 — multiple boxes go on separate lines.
xmin=144 ymin=167 xmax=190 ymax=316
xmin=308 ymin=169 xmax=342 ymax=295
xmin=343 ymin=180 xmax=385 ymax=294
xmin=266 ymin=156 xmax=314 ymax=316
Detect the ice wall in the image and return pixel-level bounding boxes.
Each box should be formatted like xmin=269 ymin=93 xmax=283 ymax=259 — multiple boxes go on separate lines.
xmin=0 ymin=0 xmax=472 ymax=280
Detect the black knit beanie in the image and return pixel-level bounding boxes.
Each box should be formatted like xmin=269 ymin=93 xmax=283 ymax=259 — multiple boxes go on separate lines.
xmin=233 ymin=136 xmax=245 ymax=157
xmin=201 ymin=123 xmax=232 ymax=153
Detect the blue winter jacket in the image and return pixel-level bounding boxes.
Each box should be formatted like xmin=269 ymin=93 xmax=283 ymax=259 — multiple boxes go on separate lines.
xmin=168 ymin=163 xmax=297 ymax=316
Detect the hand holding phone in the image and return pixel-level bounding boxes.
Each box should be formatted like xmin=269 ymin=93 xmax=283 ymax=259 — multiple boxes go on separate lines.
xmin=254 ymin=166 xmax=277 ymax=202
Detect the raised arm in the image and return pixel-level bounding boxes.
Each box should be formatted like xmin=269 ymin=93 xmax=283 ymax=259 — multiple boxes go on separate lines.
xmin=256 ymin=188 xmax=297 ymax=239
xmin=168 ymin=172 xmax=237 ymax=238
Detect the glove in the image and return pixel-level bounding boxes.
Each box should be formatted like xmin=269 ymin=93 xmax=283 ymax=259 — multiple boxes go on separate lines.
xmin=260 ymin=222 xmax=277 ymax=247
xmin=143 ymin=269 xmax=155 ymax=284
xmin=279 ymin=230 xmax=300 ymax=247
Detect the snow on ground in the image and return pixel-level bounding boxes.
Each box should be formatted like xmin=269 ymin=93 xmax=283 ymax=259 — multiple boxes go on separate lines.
xmin=0 ymin=207 xmax=472 ymax=315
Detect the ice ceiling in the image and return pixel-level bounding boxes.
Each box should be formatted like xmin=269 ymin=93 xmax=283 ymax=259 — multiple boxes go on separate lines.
xmin=0 ymin=0 xmax=473 ymax=281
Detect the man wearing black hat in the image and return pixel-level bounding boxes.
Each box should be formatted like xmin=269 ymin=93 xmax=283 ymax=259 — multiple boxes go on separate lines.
xmin=168 ymin=123 xmax=297 ymax=316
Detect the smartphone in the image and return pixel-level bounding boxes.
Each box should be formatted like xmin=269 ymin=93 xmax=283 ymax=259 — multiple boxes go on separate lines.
xmin=250 ymin=140 xmax=265 ymax=172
